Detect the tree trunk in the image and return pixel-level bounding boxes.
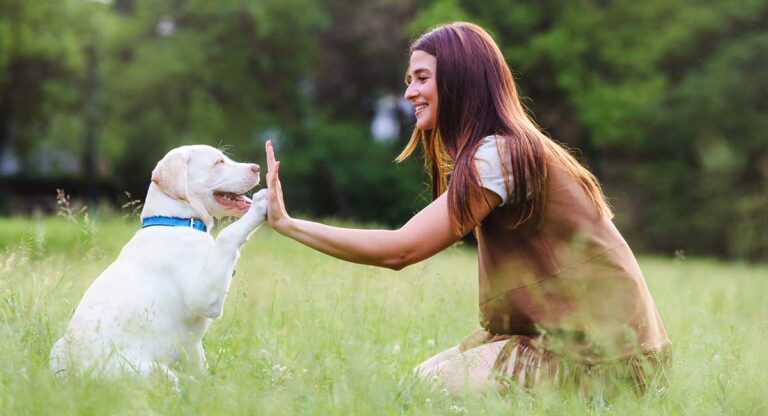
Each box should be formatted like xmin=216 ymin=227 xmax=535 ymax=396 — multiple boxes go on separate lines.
xmin=82 ymin=41 xmax=100 ymax=204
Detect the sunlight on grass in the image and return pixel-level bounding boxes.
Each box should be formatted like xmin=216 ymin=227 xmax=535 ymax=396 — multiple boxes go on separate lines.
xmin=0 ymin=215 xmax=766 ymax=415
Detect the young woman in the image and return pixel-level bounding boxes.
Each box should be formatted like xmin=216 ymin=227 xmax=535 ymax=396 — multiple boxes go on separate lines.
xmin=264 ymin=22 xmax=670 ymax=396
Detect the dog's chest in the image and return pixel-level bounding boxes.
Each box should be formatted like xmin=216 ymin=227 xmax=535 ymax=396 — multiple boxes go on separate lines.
xmin=125 ymin=228 xmax=212 ymax=261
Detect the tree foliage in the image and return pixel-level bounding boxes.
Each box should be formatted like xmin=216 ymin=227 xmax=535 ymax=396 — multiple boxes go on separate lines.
xmin=1 ymin=0 xmax=766 ymax=259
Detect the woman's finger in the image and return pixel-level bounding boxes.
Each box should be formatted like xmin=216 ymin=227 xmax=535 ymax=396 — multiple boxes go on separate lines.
xmin=266 ymin=140 xmax=277 ymax=172
xmin=273 ymin=163 xmax=283 ymax=197
xmin=269 ymin=161 xmax=280 ymax=187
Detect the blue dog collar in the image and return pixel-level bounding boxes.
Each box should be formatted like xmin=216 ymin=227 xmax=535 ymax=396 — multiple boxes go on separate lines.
xmin=141 ymin=216 xmax=208 ymax=232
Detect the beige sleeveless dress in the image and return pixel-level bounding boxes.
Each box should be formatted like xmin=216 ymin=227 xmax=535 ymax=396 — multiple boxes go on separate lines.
xmin=465 ymin=158 xmax=671 ymax=396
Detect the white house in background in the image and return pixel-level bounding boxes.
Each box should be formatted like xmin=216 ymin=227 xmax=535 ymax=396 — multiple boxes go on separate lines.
xmin=156 ymin=17 xmax=176 ymax=37
xmin=29 ymin=142 xmax=80 ymax=175
xmin=0 ymin=140 xmax=81 ymax=177
xmin=0 ymin=143 xmax=20 ymax=176
xmin=371 ymin=95 xmax=416 ymax=143
xmin=371 ymin=95 xmax=400 ymax=142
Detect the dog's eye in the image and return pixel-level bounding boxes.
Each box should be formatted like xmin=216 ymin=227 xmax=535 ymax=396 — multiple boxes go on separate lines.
xmin=215 ymin=159 xmax=225 ymax=166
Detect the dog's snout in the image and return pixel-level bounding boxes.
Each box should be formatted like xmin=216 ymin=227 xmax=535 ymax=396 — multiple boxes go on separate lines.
xmin=251 ymin=164 xmax=260 ymax=174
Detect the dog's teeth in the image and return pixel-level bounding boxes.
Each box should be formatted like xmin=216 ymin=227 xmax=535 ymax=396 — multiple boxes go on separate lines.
xmin=217 ymin=192 xmax=245 ymax=203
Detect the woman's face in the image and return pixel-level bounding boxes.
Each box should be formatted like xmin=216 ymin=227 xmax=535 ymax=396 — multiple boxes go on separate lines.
xmin=404 ymin=50 xmax=438 ymax=130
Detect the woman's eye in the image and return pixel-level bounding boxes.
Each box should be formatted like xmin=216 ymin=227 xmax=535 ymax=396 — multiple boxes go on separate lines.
xmin=418 ymin=76 xmax=428 ymax=82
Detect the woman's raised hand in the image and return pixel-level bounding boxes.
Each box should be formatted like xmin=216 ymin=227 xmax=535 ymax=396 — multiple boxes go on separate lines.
xmin=265 ymin=140 xmax=292 ymax=233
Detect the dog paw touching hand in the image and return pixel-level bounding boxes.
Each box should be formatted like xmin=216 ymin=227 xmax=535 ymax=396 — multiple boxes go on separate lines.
xmin=247 ymin=189 xmax=268 ymax=221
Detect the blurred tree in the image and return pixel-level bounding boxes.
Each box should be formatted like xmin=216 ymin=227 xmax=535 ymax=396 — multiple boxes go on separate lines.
xmin=312 ymin=0 xmax=418 ymax=122
xmin=99 ymin=0 xmax=328 ymax=187
xmin=278 ymin=121 xmax=427 ymax=225
xmin=1 ymin=0 xmax=766 ymax=259
xmin=0 ymin=0 xmax=104 ymax=170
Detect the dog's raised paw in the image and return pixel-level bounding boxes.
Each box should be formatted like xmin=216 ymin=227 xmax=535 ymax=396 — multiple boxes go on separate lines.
xmin=247 ymin=189 xmax=268 ymax=220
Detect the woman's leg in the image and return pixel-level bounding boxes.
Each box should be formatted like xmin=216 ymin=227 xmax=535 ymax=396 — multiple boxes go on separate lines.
xmin=413 ymin=345 xmax=462 ymax=378
xmin=417 ymin=340 xmax=514 ymax=395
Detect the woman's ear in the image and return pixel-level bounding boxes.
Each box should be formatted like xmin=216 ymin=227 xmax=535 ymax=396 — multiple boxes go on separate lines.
xmin=151 ymin=150 xmax=189 ymax=202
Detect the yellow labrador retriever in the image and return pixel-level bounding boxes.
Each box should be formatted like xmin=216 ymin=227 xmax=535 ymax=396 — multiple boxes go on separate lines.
xmin=50 ymin=145 xmax=267 ymax=384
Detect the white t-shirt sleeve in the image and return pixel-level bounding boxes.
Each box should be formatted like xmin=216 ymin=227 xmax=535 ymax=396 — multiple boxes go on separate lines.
xmin=473 ymin=136 xmax=512 ymax=206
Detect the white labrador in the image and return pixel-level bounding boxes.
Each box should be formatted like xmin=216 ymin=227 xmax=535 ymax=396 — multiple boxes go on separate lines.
xmin=50 ymin=145 xmax=267 ymax=384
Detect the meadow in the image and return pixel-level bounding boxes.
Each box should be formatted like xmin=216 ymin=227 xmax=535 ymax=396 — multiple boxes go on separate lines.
xmin=0 ymin=212 xmax=766 ymax=415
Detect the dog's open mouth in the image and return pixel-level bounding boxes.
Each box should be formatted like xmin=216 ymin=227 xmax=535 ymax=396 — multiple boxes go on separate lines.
xmin=214 ymin=191 xmax=252 ymax=211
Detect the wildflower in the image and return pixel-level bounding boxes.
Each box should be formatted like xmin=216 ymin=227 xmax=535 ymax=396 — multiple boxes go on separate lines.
xmin=272 ymin=364 xmax=288 ymax=374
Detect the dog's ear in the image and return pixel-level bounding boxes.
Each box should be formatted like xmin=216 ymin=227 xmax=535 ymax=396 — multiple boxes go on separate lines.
xmin=151 ymin=148 xmax=214 ymax=229
xmin=151 ymin=150 xmax=189 ymax=202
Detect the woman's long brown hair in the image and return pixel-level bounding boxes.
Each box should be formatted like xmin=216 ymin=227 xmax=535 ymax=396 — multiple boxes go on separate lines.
xmin=397 ymin=22 xmax=612 ymax=234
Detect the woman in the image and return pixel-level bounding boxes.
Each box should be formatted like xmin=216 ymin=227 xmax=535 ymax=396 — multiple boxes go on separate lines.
xmin=264 ymin=22 xmax=670 ymax=396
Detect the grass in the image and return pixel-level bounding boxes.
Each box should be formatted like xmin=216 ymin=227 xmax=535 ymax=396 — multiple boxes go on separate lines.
xmin=0 ymin=213 xmax=767 ymax=415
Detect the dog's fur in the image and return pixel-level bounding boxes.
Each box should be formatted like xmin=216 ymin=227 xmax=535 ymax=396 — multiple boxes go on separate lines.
xmin=50 ymin=145 xmax=267 ymax=383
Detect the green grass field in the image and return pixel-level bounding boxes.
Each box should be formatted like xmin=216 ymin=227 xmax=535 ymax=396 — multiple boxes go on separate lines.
xmin=1 ymin=214 xmax=766 ymax=415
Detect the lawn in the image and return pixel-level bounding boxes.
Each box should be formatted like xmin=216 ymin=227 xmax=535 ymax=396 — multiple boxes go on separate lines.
xmin=0 ymin=213 xmax=766 ymax=415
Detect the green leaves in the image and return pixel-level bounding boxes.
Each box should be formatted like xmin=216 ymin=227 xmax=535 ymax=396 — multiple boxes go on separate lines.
xmin=407 ymin=0 xmax=470 ymax=36
xmin=1 ymin=0 xmax=766 ymax=259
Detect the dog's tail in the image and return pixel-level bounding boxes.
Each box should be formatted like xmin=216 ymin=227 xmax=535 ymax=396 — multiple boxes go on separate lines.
xmin=49 ymin=338 xmax=68 ymax=377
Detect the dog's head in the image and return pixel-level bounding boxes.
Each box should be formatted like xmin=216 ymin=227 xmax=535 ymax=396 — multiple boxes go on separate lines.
xmin=151 ymin=145 xmax=260 ymax=225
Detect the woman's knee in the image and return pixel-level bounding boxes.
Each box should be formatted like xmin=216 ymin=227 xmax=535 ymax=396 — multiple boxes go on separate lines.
xmin=432 ymin=357 xmax=503 ymax=395
xmin=413 ymin=345 xmax=461 ymax=378
xmin=416 ymin=340 xmax=511 ymax=395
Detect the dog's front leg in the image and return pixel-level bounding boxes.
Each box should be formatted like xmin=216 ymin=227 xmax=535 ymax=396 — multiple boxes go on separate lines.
xmin=186 ymin=189 xmax=267 ymax=319
xmin=189 ymin=342 xmax=207 ymax=371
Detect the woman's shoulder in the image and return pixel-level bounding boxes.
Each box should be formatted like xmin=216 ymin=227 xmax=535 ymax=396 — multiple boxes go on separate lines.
xmin=474 ymin=135 xmax=502 ymax=157
xmin=473 ymin=135 xmax=501 ymax=160
xmin=479 ymin=134 xmax=504 ymax=145
xmin=473 ymin=135 xmax=512 ymax=205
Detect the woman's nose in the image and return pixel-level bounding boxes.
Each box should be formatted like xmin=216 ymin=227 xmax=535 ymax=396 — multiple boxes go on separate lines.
xmin=404 ymin=84 xmax=418 ymax=101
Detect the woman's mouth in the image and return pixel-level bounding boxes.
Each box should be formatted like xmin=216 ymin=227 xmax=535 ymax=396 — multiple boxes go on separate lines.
xmin=414 ymin=104 xmax=428 ymax=115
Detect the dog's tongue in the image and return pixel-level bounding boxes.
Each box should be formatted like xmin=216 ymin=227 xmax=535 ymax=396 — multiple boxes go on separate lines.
xmin=234 ymin=194 xmax=251 ymax=210
xmin=215 ymin=192 xmax=252 ymax=211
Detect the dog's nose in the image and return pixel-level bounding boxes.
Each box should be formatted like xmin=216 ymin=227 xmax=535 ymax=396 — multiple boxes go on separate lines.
xmin=251 ymin=164 xmax=260 ymax=174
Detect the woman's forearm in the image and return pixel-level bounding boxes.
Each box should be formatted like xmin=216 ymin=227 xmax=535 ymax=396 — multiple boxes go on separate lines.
xmin=277 ymin=218 xmax=408 ymax=270
xmin=263 ymin=141 xmax=470 ymax=270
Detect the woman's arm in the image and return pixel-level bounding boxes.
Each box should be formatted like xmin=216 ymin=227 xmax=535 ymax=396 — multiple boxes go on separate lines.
xmin=264 ymin=141 xmax=501 ymax=270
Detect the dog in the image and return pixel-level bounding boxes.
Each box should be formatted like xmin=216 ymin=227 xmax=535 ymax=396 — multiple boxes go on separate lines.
xmin=50 ymin=145 xmax=267 ymax=384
